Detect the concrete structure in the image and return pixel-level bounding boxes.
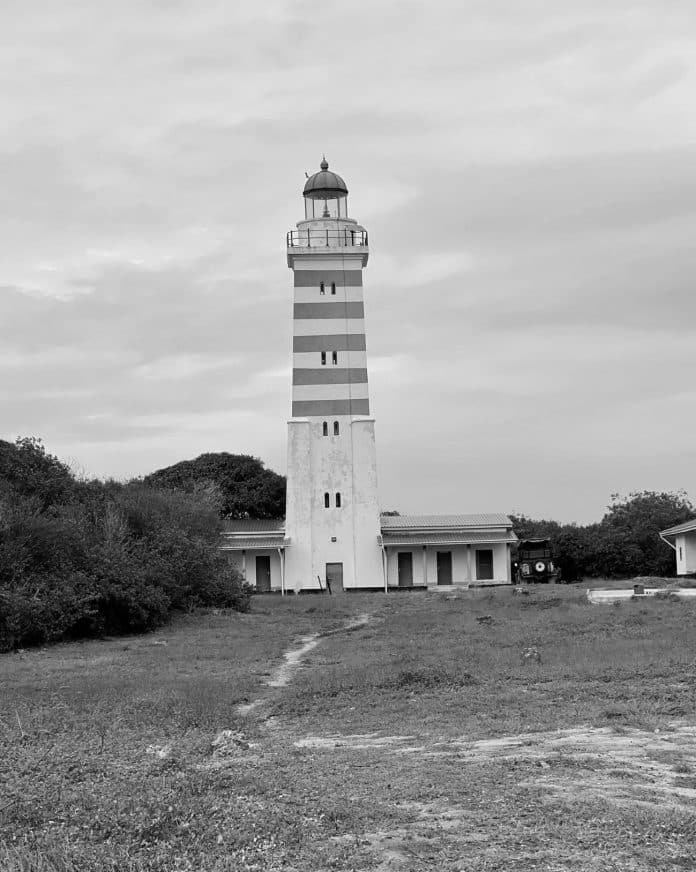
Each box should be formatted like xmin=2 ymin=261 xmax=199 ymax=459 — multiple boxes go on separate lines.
xmin=221 ymin=159 xmax=516 ymax=591
xmin=660 ymin=519 xmax=696 ymax=576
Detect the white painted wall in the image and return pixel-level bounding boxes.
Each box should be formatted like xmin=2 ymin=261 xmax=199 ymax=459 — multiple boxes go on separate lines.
xmin=676 ymin=532 xmax=696 ymax=576
xmin=224 ymin=549 xmax=283 ymax=590
xmin=385 ymin=543 xmax=511 ymax=587
xmin=285 ymin=416 xmax=383 ymax=590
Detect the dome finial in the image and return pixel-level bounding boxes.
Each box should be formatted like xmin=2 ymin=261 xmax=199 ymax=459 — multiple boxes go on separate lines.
xmin=320 ymin=155 xmax=328 ymax=171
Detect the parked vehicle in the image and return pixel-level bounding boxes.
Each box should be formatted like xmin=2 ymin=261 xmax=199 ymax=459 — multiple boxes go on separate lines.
xmin=513 ymin=538 xmax=561 ymax=584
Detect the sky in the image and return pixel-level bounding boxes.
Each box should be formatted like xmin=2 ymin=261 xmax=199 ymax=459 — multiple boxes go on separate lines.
xmin=1 ymin=0 xmax=695 ymax=523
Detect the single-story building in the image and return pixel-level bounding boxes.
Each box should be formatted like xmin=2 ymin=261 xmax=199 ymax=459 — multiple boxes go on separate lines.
xmin=221 ymin=513 xmax=517 ymax=593
xmin=660 ymin=519 xmax=696 ymax=576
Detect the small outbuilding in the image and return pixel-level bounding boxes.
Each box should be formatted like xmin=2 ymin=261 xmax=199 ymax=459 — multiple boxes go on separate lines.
xmin=660 ymin=519 xmax=696 ymax=576
xmin=221 ymin=513 xmax=517 ymax=593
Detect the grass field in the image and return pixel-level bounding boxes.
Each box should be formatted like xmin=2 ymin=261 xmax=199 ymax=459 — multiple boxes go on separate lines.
xmin=2 ymin=584 xmax=696 ymax=871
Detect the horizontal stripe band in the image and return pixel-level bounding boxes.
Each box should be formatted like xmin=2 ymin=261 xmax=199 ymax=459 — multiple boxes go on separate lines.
xmin=294 ymin=286 xmax=364 ymax=304
xmin=293 ymin=350 xmax=367 ymax=369
xmin=290 ymin=259 xmax=364 ymax=271
xmin=292 ymin=383 xmax=370 ymax=401
xmin=294 ymin=302 xmax=365 ymax=319
xmin=293 ymin=367 xmax=368 ymax=385
xmin=294 ymin=318 xmax=364 ymax=335
xmin=293 ymin=334 xmax=367 ymax=352
xmin=292 ymin=399 xmax=370 ymax=416
xmin=294 ymin=270 xmax=362 ymax=287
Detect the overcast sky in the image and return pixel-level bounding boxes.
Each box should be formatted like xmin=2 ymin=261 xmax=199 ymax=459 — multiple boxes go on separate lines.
xmin=1 ymin=1 xmax=695 ymax=523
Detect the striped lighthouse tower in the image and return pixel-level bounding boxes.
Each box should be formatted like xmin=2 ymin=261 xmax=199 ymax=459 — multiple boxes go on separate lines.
xmin=283 ymin=158 xmax=384 ymax=592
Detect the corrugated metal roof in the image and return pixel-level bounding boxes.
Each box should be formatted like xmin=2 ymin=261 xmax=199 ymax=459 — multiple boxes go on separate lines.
xmin=221 ymin=536 xmax=285 ymax=550
xmin=222 ymin=519 xmax=285 ymax=533
xmin=660 ymin=518 xmax=696 ymax=537
xmin=381 ymin=530 xmax=517 ymax=546
xmin=380 ymin=513 xmax=512 ymax=530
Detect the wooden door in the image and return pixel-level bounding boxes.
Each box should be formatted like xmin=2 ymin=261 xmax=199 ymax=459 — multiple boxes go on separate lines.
xmin=398 ymin=552 xmax=413 ymax=587
xmin=476 ymin=549 xmax=494 ymax=581
xmin=255 ymin=555 xmax=272 ymax=592
xmin=326 ymin=562 xmax=344 ymax=592
xmin=436 ymin=551 xmax=453 ymax=585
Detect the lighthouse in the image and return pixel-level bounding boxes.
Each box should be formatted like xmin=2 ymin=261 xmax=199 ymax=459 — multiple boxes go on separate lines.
xmin=283 ymin=158 xmax=384 ymax=591
xmin=220 ymin=161 xmax=517 ymax=593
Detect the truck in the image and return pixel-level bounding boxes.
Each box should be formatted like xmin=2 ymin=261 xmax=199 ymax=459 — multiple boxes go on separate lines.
xmin=513 ymin=538 xmax=561 ymax=584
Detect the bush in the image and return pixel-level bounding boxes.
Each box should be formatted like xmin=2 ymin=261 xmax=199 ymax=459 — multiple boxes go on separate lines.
xmin=511 ymin=491 xmax=695 ymax=580
xmin=0 ymin=438 xmax=249 ymax=652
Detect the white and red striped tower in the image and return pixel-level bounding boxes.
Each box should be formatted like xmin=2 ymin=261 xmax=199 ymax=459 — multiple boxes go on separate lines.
xmin=284 ymin=158 xmax=384 ymax=591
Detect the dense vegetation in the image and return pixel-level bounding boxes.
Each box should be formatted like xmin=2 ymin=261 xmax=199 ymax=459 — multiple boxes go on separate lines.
xmin=0 ymin=438 xmax=250 ymax=652
xmin=511 ymin=490 xmax=694 ymax=581
xmin=144 ymin=452 xmax=286 ymax=519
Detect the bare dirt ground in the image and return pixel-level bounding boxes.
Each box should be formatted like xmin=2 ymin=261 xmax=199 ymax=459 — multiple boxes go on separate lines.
xmin=2 ymin=588 xmax=696 ymax=871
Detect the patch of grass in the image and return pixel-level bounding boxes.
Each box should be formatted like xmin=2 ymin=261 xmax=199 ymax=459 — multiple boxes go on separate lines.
xmin=3 ymin=588 xmax=696 ymax=870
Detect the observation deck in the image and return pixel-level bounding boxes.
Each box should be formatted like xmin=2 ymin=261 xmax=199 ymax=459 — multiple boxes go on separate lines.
xmin=286 ymin=226 xmax=369 ymax=266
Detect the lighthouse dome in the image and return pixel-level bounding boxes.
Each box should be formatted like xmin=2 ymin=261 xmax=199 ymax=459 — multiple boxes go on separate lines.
xmin=303 ymin=157 xmax=348 ymax=200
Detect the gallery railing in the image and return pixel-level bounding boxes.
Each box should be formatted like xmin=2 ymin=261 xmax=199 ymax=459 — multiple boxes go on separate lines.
xmin=286 ymin=229 xmax=368 ymax=248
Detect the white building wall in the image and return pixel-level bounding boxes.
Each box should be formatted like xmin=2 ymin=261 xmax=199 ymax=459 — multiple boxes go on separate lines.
xmin=350 ymin=419 xmax=386 ymax=587
xmin=224 ymin=549 xmax=283 ymax=590
xmin=385 ymin=543 xmax=511 ymax=587
xmin=676 ymin=532 xmax=696 ymax=576
xmin=284 ymin=420 xmax=315 ymax=591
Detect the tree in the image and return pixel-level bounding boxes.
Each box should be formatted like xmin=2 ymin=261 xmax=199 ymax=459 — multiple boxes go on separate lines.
xmin=0 ymin=437 xmax=74 ymax=509
xmin=144 ymin=453 xmax=286 ymax=519
xmin=597 ymin=491 xmax=695 ymax=577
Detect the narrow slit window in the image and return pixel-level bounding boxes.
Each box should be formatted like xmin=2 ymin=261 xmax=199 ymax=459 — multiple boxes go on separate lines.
xmin=324 ymin=492 xmax=330 ymax=508
xmin=321 ymin=351 xmax=326 ymax=365
xmin=332 ymin=351 xmax=338 ymax=365
xmin=319 ymin=281 xmax=325 ymax=295
xmin=331 ymin=282 xmax=336 ymax=295
xmin=322 ymin=421 xmax=328 ymax=436
xmin=333 ymin=421 xmax=339 ymax=436
xmin=335 ymin=492 xmax=341 ymax=508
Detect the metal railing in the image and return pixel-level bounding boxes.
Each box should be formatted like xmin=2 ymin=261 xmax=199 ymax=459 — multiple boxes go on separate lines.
xmin=287 ymin=229 xmax=368 ymax=248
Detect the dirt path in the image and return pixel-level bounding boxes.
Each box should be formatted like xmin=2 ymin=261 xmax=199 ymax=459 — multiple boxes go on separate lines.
xmin=235 ymin=612 xmax=371 ymax=716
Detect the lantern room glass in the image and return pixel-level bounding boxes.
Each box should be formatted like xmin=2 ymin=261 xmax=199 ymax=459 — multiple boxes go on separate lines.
xmin=304 ymin=194 xmax=348 ymax=220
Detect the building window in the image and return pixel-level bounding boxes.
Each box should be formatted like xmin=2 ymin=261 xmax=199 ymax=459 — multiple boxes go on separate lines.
xmin=321 ymin=351 xmax=326 ymax=365
xmin=319 ymin=281 xmax=325 ymax=294
xmin=679 ymin=546 xmax=683 ymax=561
xmin=324 ymin=492 xmax=330 ymax=508
xmin=335 ymin=492 xmax=341 ymax=508
xmin=333 ymin=421 xmax=339 ymax=435
xmin=332 ymin=351 xmax=338 ymax=365
xmin=331 ymin=282 xmax=336 ymax=295
xmin=322 ymin=421 xmax=328 ymax=436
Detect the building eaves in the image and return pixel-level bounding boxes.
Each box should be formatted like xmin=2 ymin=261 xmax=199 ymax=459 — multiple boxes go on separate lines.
xmin=220 ymin=535 xmax=286 ymax=550
xmin=381 ymin=530 xmax=518 ymax=546
xmin=660 ymin=518 xmax=696 ymax=538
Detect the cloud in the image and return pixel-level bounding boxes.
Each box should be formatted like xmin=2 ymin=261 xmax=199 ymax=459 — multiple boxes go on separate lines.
xmin=0 ymin=0 xmax=695 ymax=521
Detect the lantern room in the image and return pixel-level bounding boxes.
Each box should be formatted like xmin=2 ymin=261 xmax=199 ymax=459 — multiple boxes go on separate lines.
xmin=303 ymin=157 xmax=348 ymax=219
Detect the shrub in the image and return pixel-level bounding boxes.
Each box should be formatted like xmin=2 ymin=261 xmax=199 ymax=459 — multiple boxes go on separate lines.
xmin=0 ymin=438 xmax=249 ymax=651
